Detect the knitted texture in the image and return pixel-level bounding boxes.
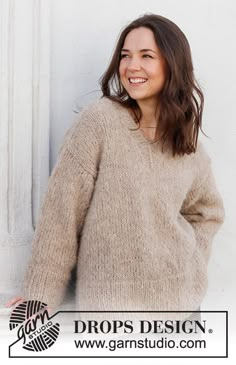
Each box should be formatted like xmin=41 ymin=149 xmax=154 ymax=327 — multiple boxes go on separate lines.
xmin=22 ymin=97 xmax=225 ymax=313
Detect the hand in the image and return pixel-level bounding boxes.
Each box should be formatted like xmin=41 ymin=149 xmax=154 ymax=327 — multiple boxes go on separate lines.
xmin=5 ymin=297 xmax=54 ymax=316
xmin=5 ymin=296 xmax=25 ymax=309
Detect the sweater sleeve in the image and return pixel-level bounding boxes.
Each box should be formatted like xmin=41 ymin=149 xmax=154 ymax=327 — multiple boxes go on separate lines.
xmin=22 ymin=106 xmax=102 ymax=309
xmin=180 ymin=158 xmax=225 ymax=264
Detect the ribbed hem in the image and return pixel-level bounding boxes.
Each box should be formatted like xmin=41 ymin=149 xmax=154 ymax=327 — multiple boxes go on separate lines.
xmin=22 ymin=269 xmax=68 ymax=310
xmin=76 ymin=276 xmax=207 ymax=320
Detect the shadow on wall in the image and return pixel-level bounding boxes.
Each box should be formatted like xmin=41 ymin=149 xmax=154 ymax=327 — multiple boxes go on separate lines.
xmin=72 ymin=90 xmax=102 ymax=114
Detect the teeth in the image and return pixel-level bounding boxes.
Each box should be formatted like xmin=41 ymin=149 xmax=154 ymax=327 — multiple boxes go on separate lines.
xmin=129 ymin=78 xmax=147 ymax=84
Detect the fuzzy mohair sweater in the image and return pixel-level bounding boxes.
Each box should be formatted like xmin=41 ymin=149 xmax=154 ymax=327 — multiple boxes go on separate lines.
xmin=22 ymin=97 xmax=225 ymax=314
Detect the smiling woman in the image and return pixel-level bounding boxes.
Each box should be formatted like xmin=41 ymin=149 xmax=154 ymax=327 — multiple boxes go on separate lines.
xmin=118 ymin=27 xmax=166 ymax=141
xmin=119 ymin=27 xmax=166 ymax=120
xmin=5 ymin=14 xmax=224 ymax=321
xmin=101 ymin=14 xmax=204 ymax=153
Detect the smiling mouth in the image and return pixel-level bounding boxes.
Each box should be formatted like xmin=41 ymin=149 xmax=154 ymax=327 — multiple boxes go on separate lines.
xmin=128 ymin=77 xmax=148 ymax=84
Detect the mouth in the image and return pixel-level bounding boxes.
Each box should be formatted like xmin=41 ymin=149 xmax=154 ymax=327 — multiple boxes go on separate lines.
xmin=128 ymin=77 xmax=148 ymax=84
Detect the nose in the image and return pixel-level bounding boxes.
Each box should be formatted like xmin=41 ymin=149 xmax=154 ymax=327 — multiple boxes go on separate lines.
xmin=127 ymin=56 xmax=141 ymax=71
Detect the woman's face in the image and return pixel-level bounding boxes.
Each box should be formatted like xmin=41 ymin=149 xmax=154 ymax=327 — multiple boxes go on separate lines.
xmin=119 ymin=27 xmax=166 ymax=109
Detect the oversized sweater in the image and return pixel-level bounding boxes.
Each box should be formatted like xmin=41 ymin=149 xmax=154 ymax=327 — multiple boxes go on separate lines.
xmin=22 ymin=97 xmax=225 ymax=314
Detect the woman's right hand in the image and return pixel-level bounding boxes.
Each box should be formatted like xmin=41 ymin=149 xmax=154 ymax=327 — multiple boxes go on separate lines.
xmin=5 ymin=296 xmax=25 ymax=309
xmin=5 ymin=297 xmax=54 ymax=316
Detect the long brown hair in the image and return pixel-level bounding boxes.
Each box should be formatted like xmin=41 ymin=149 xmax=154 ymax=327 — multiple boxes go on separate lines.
xmin=100 ymin=14 xmax=204 ymax=156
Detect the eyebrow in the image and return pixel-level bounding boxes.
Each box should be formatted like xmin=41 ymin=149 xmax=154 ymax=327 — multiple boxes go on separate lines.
xmin=121 ymin=48 xmax=158 ymax=54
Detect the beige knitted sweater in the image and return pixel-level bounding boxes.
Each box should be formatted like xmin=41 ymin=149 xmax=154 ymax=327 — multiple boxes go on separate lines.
xmin=22 ymin=97 xmax=225 ymax=313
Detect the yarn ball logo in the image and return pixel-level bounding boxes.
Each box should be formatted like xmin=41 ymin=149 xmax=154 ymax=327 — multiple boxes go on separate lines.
xmin=9 ymin=300 xmax=60 ymax=352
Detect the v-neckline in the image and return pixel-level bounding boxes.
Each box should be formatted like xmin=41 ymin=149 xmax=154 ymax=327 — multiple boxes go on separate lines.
xmin=110 ymin=99 xmax=164 ymax=148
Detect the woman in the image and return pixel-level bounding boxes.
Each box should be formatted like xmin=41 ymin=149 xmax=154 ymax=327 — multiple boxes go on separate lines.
xmin=6 ymin=14 xmax=225 ymax=319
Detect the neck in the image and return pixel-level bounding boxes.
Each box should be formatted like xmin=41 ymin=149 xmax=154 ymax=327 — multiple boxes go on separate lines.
xmin=137 ymin=101 xmax=159 ymax=128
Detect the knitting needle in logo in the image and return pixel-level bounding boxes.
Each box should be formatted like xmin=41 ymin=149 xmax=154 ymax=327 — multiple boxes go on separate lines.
xmin=9 ymin=300 xmax=60 ymax=352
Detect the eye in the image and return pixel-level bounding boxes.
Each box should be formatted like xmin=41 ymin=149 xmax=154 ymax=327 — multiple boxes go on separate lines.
xmin=142 ymin=54 xmax=153 ymax=58
xmin=120 ymin=54 xmax=129 ymax=59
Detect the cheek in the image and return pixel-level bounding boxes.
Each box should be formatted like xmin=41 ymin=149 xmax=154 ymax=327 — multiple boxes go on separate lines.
xmin=119 ymin=63 xmax=125 ymax=78
xmin=151 ymin=67 xmax=166 ymax=84
xmin=119 ymin=60 xmax=129 ymax=76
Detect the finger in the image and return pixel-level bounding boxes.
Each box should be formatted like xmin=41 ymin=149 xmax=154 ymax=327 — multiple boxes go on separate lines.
xmin=13 ymin=299 xmax=25 ymax=309
xmin=5 ymin=297 xmax=24 ymax=307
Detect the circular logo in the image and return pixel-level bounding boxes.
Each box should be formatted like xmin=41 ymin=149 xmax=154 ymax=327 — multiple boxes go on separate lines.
xmin=9 ymin=300 xmax=60 ymax=352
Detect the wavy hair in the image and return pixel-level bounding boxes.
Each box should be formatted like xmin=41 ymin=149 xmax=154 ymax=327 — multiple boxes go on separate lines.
xmin=100 ymin=14 xmax=204 ymax=156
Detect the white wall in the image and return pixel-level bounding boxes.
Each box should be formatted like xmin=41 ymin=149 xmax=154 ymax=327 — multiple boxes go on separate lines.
xmin=50 ymin=0 xmax=235 ymax=318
